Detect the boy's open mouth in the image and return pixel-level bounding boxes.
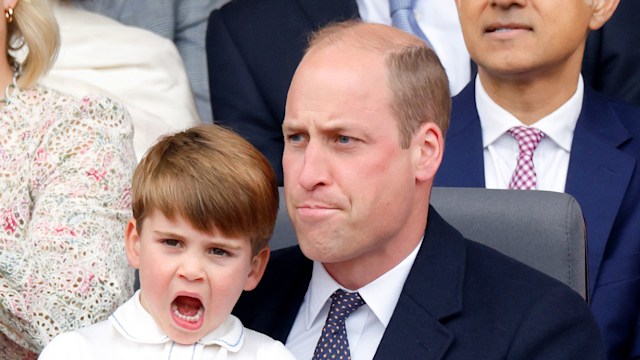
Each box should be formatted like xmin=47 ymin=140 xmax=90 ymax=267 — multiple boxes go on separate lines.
xmin=171 ymin=296 xmax=204 ymax=324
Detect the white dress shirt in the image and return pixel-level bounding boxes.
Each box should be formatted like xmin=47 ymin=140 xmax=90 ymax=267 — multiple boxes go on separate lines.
xmin=356 ymin=0 xmax=470 ymax=95
xmin=286 ymin=240 xmax=423 ymax=360
xmin=40 ymin=291 xmax=295 ymax=360
xmin=476 ymin=76 xmax=584 ymax=192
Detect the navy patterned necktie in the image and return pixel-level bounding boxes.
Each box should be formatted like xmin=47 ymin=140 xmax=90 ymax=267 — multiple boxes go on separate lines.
xmin=389 ymin=0 xmax=434 ymax=48
xmin=312 ymin=290 xmax=366 ymax=360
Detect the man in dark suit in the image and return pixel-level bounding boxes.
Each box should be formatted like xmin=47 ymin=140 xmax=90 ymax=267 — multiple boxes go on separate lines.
xmin=583 ymin=0 xmax=640 ymax=107
xmin=205 ymin=0 xmax=470 ymax=185
xmin=233 ymin=21 xmax=605 ymax=359
xmin=434 ymin=0 xmax=639 ymax=358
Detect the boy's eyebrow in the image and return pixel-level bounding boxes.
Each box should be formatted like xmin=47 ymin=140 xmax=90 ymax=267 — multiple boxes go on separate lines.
xmin=154 ymin=230 xmax=245 ymax=249
xmin=154 ymin=230 xmax=187 ymax=240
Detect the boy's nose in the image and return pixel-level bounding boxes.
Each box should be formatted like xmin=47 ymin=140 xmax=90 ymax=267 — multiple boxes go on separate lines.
xmin=177 ymin=259 xmax=205 ymax=282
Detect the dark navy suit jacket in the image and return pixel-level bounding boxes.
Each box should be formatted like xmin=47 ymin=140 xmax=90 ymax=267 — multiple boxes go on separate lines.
xmin=435 ymin=82 xmax=640 ymax=359
xmin=206 ymin=0 xmax=359 ymax=184
xmin=233 ymin=207 xmax=605 ymax=359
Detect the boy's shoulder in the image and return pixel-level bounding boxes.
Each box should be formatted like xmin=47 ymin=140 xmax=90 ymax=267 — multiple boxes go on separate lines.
xmin=38 ymin=319 xmax=114 ymax=360
xmin=240 ymin=325 xmax=296 ymax=359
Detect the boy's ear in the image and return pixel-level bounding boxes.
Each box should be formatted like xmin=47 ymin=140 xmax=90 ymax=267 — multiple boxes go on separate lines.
xmin=243 ymin=247 xmax=270 ymax=291
xmin=125 ymin=218 xmax=142 ymax=269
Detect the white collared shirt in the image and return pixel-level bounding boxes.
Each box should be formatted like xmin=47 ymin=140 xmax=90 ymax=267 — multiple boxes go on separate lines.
xmin=476 ymin=76 xmax=584 ymax=192
xmin=356 ymin=0 xmax=470 ymax=95
xmin=40 ymin=291 xmax=295 ymax=360
xmin=286 ymin=240 xmax=423 ymax=360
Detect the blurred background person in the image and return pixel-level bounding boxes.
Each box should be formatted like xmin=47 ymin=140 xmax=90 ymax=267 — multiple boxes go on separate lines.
xmin=75 ymin=0 xmax=230 ymax=124
xmin=41 ymin=0 xmax=200 ymax=160
xmin=0 ymin=0 xmax=135 ymax=357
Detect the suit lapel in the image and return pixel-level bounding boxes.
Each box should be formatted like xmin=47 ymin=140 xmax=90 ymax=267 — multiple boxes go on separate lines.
xmin=298 ymin=0 xmax=359 ymax=28
xmin=565 ymin=88 xmax=635 ymax=293
xmin=375 ymin=207 xmax=465 ymax=359
xmin=436 ymin=82 xmax=486 ymax=187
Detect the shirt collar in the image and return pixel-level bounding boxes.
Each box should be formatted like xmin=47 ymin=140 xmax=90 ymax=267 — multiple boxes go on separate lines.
xmin=304 ymin=239 xmax=423 ymax=329
xmin=476 ymin=75 xmax=583 ymax=152
xmin=109 ymin=290 xmax=245 ymax=352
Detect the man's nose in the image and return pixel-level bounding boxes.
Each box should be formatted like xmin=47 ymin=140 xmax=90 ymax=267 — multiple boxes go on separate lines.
xmin=296 ymin=139 xmax=331 ymax=191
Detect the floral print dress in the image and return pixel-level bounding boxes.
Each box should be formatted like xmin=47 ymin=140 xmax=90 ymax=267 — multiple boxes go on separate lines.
xmin=0 ymin=86 xmax=136 ymax=358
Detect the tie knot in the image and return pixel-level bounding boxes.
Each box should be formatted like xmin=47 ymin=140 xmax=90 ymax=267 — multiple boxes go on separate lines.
xmin=389 ymin=0 xmax=416 ymax=13
xmin=327 ymin=290 xmax=365 ymax=324
xmin=507 ymin=126 xmax=546 ymax=152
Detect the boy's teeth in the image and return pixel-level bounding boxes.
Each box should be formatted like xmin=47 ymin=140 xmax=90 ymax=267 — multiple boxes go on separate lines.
xmin=172 ymin=304 xmax=204 ymax=322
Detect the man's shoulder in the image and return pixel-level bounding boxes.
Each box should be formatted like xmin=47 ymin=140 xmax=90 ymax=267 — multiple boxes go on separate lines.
xmin=463 ymin=238 xmax=582 ymax=301
xmin=455 ymin=240 xmax=604 ymax=358
xmin=583 ymin=88 xmax=640 ymax=158
xmin=382 ymin=214 xmax=604 ymax=358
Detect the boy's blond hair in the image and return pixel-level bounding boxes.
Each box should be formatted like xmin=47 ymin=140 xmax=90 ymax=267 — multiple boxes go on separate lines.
xmin=132 ymin=124 xmax=279 ymax=254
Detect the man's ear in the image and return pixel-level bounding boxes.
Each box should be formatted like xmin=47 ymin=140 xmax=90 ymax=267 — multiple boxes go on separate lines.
xmin=589 ymin=0 xmax=619 ymax=30
xmin=244 ymin=247 xmax=270 ymax=291
xmin=413 ymin=122 xmax=444 ymax=183
xmin=125 ymin=218 xmax=142 ymax=269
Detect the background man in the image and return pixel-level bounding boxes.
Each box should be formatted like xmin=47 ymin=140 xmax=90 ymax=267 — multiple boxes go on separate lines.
xmin=435 ymin=0 xmax=640 ymax=358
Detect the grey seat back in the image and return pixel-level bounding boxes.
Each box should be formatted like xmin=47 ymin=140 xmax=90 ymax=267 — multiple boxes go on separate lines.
xmin=269 ymin=187 xmax=588 ymax=300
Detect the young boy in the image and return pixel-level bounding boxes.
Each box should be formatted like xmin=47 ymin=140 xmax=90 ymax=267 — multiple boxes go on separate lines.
xmin=40 ymin=125 xmax=295 ymax=359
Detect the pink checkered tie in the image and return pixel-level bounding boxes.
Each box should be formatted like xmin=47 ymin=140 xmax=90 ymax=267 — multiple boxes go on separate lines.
xmin=312 ymin=290 xmax=365 ymax=360
xmin=507 ymin=126 xmax=546 ymax=190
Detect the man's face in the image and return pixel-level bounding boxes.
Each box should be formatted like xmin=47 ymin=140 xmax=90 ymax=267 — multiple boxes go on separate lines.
xmin=456 ymin=0 xmax=594 ymax=78
xmin=282 ymin=45 xmax=424 ymax=279
xmin=125 ymin=211 xmax=267 ymax=344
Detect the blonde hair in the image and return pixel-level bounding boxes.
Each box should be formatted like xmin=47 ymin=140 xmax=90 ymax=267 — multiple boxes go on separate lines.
xmin=307 ymin=21 xmax=451 ymax=147
xmin=8 ymin=0 xmax=59 ymax=88
xmin=132 ymin=124 xmax=279 ymax=255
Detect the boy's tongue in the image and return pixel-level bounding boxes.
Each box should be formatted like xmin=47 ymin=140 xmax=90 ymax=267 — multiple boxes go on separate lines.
xmin=174 ymin=296 xmax=202 ymax=316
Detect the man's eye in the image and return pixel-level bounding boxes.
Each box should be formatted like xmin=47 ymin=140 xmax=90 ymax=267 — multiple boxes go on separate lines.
xmin=337 ymin=135 xmax=351 ymax=144
xmin=289 ymin=134 xmax=302 ymax=142
xmin=210 ymin=248 xmax=228 ymax=256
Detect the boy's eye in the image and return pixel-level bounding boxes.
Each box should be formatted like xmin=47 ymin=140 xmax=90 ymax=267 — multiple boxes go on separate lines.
xmin=163 ymin=239 xmax=180 ymax=247
xmin=209 ymin=248 xmax=228 ymax=256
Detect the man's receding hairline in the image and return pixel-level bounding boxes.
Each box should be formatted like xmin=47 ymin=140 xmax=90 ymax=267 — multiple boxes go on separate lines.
xmin=307 ymin=22 xmax=426 ymax=57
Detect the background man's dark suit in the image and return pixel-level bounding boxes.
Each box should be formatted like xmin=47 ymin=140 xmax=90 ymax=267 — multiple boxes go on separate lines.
xmin=583 ymin=0 xmax=640 ymax=107
xmin=435 ymin=82 xmax=640 ymax=359
xmin=206 ymin=0 xmax=358 ymax=184
xmin=234 ymin=208 xmax=605 ymax=359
